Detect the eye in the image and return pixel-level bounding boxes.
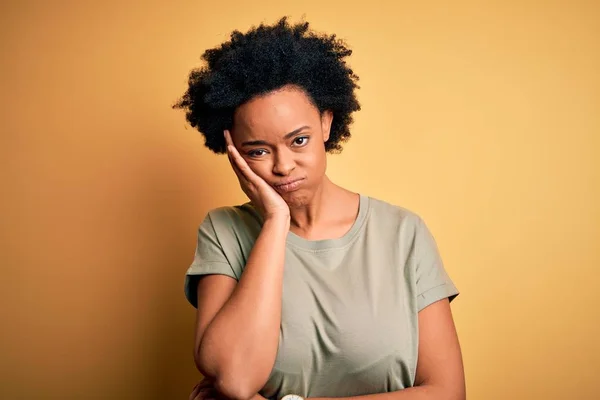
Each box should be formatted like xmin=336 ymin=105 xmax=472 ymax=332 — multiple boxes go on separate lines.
xmin=293 ymin=136 xmax=310 ymax=147
xmin=247 ymin=149 xmax=268 ymax=158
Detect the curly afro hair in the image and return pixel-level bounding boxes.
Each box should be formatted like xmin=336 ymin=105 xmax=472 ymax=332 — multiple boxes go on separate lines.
xmin=173 ymin=17 xmax=361 ymax=154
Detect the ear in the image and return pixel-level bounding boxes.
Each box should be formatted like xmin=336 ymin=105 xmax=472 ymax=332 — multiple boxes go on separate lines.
xmin=320 ymin=110 xmax=333 ymax=142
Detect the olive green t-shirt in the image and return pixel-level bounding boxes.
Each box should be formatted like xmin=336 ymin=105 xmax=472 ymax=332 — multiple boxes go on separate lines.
xmin=184 ymin=194 xmax=458 ymax=399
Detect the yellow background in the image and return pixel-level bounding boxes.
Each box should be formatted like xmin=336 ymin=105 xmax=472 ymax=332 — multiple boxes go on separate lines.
xmin=2 ymin=1 xmax=598 ymax=399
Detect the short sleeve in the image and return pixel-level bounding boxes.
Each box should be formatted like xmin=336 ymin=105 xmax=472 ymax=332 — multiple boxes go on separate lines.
xmin=413 ymin=217 xmax=459 ymax=311
xmin=184 ymin=213 xmax=238 ymax=308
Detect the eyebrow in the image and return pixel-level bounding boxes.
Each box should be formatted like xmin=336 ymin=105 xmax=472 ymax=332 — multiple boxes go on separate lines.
xmin=241 ymin=125 xmax=310 ymax=147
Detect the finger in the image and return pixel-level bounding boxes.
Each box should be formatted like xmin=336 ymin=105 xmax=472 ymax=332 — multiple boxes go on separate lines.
xmin=223 ymin=130 xmax=268 ymax=193
xmin=224 ymin=129 xmax=233 ymax=147
xmin=193 ymin=388 xmax=218 ymax=400
xmin=227 ymin=143 xmax=259 ymax=183
xmin=223 ymin=130 xmax=254 ymax=178
xmin=190 ymin=378 xmax=214 ymax=400
xmin=189 ymin=384 xmax=200 ymax=400
xmin=226 ymin=146 xmax=249 ymax=185
xmin=224 ymin=131 xmax=248 ymax=179
xmin=194 ymin=388 xmax=214 ymax=398
xmin=197 ymin=378 xmax=214 ymax=389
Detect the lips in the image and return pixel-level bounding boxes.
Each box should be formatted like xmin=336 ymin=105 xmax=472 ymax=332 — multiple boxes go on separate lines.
xmin=273 ymin=178 xmax=305 ymax=193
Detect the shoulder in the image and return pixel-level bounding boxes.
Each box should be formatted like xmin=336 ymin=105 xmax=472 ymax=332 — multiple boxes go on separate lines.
xmin=366 ymin=195 xmax=424 ymax=230
xmin=203 ymin=202 xmax=263 ymax=238
xmin=205 ymin=202 xmax=261 ymax=225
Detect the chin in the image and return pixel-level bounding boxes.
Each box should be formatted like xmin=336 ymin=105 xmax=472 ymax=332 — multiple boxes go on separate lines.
xmin=282 ymin=190 xmax=310 ymax=208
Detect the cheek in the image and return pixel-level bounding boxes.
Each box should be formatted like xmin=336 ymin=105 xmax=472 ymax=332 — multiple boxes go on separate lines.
xmin=301 ymin=148 xmax=326 ymax=175
xmin=246 ymin=159 xmax=273 ymax=180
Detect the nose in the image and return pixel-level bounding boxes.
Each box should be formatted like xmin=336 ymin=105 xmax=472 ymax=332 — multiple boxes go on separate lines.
xmin=272 ymin=148 xmax=296 ymax=176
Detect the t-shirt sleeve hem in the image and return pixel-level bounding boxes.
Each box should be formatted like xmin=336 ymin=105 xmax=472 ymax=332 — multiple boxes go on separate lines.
xmin=417 ymin=283 xmax=459 ymax=312
xmin=184 ymin=262 xmax=238 ymax=308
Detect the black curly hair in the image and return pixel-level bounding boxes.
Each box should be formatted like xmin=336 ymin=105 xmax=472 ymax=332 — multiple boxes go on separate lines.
xmin=174 ymin=17 xmax=361 ymax=154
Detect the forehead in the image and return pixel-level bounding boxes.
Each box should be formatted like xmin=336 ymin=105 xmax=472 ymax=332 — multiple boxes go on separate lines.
xmin=233 ymin=86 xmax=320 ymax=138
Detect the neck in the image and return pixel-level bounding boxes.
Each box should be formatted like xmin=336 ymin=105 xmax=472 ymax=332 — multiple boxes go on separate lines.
xmin=288 ymin=176 xmax=343 ymax=231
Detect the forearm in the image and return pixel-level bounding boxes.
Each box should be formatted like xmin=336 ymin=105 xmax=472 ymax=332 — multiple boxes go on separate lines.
xmin=198 ymin=216 xmax=289 ymax=399
xmin=311 ymin=385 xmax=461 ymax=400
xmin=240 ymin=385 xmax=457 ymax=400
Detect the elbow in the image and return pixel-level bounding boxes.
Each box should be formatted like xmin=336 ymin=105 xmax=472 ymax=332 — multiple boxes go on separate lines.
xmin=193 ymin=350 xmax=213 ymax=379
xmin=214 ymin=377 xmax=258 ymax=400
xmin=195 ymin=341 xmax=268 ymax=400
xmin=443 ymin=384 xmax=466 ymax=400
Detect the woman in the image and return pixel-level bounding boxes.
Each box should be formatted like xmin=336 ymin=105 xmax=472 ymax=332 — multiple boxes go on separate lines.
xmin=175 ymin=17 xmax=465 ymax=400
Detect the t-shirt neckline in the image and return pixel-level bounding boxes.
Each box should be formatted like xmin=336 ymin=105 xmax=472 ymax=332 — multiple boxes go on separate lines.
xmin=285 ymin=193 xmax=370 ymax=251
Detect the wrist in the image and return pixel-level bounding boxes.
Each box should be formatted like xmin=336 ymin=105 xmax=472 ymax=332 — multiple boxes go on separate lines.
xmin=263 ymin=214 xmax=290 ymax=227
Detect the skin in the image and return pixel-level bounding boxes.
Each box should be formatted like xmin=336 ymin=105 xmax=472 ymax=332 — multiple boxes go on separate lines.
xmin=190 ymin=85 xmax=465 ymax=400
xmin=228 ymin=84 xmax=360 ymax=238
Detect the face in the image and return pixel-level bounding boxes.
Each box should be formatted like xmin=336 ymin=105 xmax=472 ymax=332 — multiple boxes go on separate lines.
xmin=231 ymin=85 xmax=333 ymax=207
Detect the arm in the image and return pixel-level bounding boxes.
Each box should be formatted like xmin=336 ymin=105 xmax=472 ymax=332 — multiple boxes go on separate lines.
xmin=193 ymin=277 xmax=464 ymax=400
xmin=310 ymin=298 xmax=465 ymax=400
xmin=194 ymin=215 xmax=290 ymax=400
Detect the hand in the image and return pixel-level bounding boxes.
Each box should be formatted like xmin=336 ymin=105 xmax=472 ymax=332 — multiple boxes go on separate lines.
xmin=189 ymin=377 xmax=269 ymax=400
xmin=224 ymin=130 xmax=290 ymax=221
xmin=189 ymin=377 xmax=219 ymax=400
